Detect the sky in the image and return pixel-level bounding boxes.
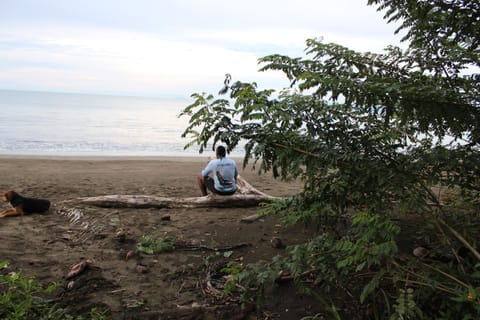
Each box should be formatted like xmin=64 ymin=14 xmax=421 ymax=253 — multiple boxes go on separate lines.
xmin=0 ymin=0 xmax=403 ymax=98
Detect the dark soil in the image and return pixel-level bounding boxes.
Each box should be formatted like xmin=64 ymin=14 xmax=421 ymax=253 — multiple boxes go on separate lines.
xmin=0 ymin=158 xmax=323 ymax=319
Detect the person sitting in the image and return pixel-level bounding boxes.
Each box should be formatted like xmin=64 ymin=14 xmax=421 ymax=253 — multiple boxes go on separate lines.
xmin=198 ymin=145 xmax=238 ymax=196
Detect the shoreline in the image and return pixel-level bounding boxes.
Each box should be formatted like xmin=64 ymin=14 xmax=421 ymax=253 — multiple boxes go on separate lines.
xmin=0 ymin=154 xmax=246 ymax=162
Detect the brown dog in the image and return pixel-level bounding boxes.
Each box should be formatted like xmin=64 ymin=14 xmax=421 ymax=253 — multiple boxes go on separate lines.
xmin=0 ymin=190 xmax=51 ymax=218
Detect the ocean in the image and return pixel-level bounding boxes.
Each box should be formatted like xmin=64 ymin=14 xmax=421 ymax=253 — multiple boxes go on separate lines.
xmin=0 ymin=89 xmax=231 ymax=157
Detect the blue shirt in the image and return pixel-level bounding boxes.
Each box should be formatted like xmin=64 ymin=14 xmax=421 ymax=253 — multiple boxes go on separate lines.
xmin=201 ymin=157 xmax=238 ymax=193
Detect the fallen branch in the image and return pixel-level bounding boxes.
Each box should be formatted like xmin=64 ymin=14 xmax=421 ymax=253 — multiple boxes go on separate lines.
xmin=80 ymin=193 xmax=277 ymax=209
xmin=173 ymin=240 xmax=251 ymax=252
xmin=80 ymin=176 xmax=281 ymax=209
xmin=240 ymin=213 xmax=264 ymax=223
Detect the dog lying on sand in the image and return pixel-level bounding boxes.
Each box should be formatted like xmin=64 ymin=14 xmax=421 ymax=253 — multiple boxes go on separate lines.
xmin=0 ymin=190 xmax=51 ymax=218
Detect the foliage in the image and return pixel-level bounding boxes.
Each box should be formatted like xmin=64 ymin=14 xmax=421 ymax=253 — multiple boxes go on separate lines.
xmin=180 ymin=0 xmax=479 ymax=318
xmin=390 ymin=288 xmax=422 ymax=320
xmin=0 ymin=261 xmax=108 ymax=320
xmin=136 ymin=235 xmax=175 ymax=254
xmin=221 ymin=260 xmax=243 ymax=276
xmin=0 ymin=261 xmax=63 ymax=320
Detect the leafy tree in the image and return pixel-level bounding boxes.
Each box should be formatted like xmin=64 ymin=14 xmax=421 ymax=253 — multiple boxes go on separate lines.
xmin=181 ymin=0 xmax=480 ymax=318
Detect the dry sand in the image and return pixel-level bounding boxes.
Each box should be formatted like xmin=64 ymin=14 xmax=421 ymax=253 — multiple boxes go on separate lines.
xmin=0 ymin=156 xmax=322 ymax=319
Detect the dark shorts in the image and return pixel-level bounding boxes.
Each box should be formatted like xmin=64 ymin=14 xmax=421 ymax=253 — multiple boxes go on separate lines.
xmin=204 ymin=176 xmax=236 ymax=196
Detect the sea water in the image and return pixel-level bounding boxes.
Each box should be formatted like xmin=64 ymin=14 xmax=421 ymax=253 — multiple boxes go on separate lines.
xmin=0 ymin=89 xmax=234 ymax=157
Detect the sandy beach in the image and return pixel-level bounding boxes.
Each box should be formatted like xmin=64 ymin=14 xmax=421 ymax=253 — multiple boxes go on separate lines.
xmin=0 ymin=156 xmax=319 ymax=319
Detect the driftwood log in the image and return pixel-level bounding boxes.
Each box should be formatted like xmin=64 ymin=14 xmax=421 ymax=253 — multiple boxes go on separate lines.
xmin=80 ymin=176 xmax=280 ymax=210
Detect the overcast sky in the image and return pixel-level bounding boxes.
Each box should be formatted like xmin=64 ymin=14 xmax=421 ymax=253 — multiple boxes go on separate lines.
xmin=0 ymin=0 xmax=403 ymax=98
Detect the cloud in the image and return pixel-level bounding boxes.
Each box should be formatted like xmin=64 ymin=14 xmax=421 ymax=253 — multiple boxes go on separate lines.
xmin=0 ymin=0 xmax=402 ymax=96
xmin=0 ymin=25 xmax=288 ymax=96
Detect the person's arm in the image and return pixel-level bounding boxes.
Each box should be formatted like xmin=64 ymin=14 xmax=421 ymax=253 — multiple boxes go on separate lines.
xmin=201 ymin=159 xmax=216 ymax=177
xmin=234 ymin=165 xmax=239 ymax=181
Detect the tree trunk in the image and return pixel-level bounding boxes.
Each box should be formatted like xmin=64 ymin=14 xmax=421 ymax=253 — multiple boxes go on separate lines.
xmin=79 ymin=176 xmax=280 ymax=209
xmin=80 ymin=193 xmax=277 ymax=209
